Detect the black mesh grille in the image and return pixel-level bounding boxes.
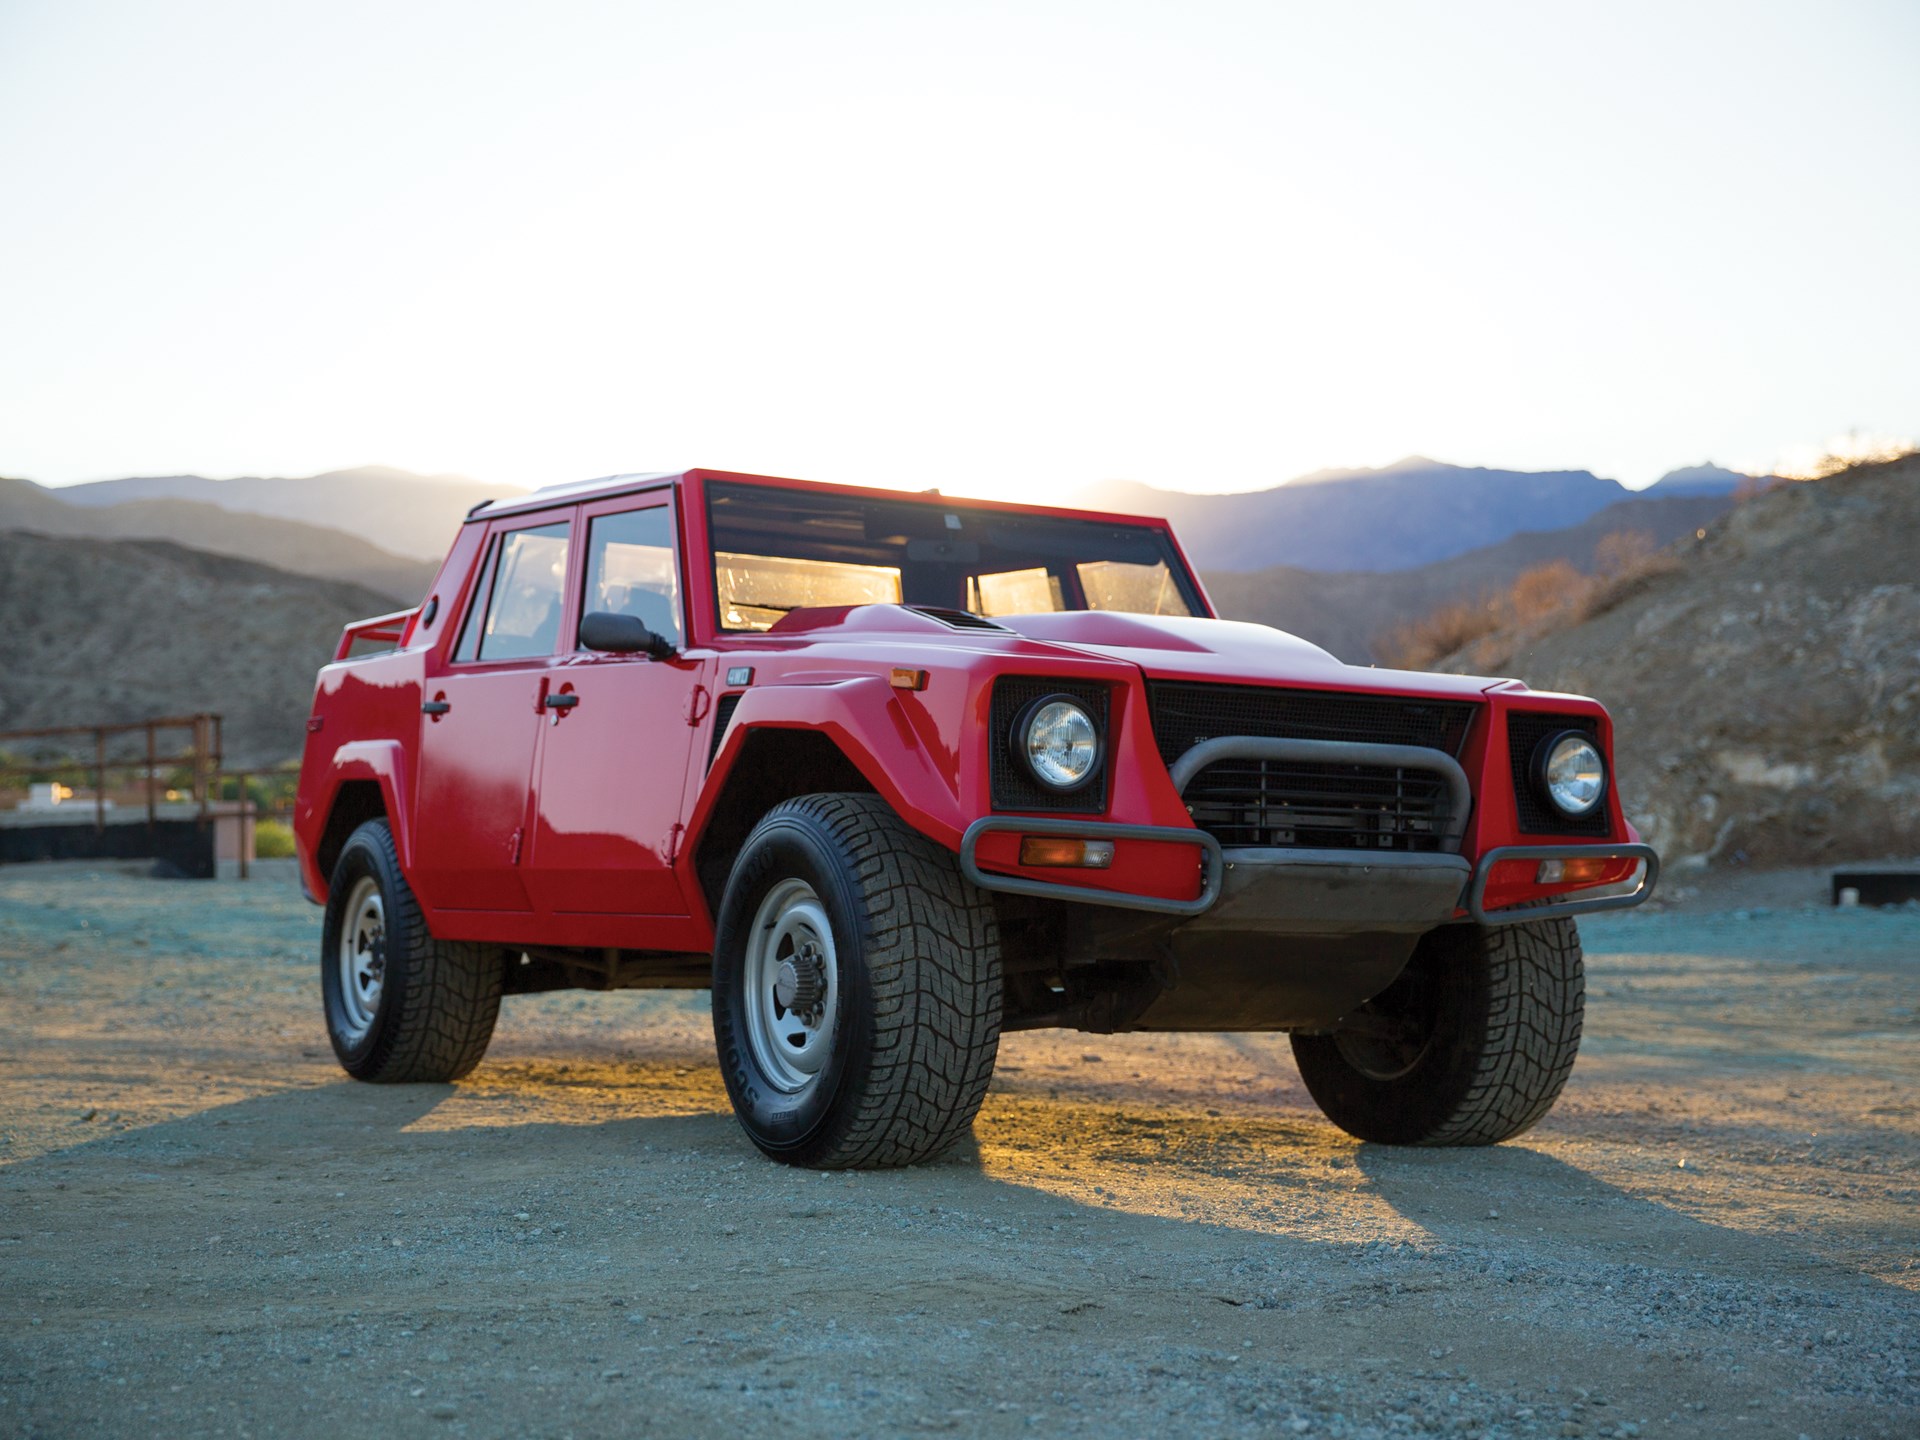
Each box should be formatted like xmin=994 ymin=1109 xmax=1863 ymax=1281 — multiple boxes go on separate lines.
xmin=1147 ymin=683 xmax=1476 ymax=768
xmin=1148 ymin=682 xmax=1476 ymax=852
xmin=990 ymin=677 xmax=1110 ymax=814
xmin=1507 ymin=712 xmax=1609 ymax=836
xmin=708 ymin=692 xmax=742 ymax=769
xmin=1184 ymin=758 xmax=1455 ymax=852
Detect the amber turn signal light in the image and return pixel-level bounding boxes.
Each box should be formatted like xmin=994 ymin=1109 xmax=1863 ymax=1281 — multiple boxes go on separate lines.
xmin=1019 ymin=836 xmax=1116 ymax=869
xmin=889 ymin=668 xmax=929 ymax=691
xmin=1536 ymin=856 xmax=1616 ymax=886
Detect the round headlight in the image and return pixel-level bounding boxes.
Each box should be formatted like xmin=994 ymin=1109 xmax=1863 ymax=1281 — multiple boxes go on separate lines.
xmin=1016 ymin=695 xmax=1101 ymax=792
xmin=1534 ymin=731 xmax=1607 ymax=818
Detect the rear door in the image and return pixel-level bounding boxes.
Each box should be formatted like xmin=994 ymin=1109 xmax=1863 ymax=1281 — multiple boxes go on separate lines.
xmin=411 ymin=516 xmax=572 ymax=912
xmin=523 ymin=493 xmax=703 ymax=917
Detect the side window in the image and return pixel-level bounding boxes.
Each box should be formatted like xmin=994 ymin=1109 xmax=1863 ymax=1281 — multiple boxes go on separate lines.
xmin=581 ymin=507 xmax=682 ymax=648
xmin=454 ymin=521 xmax=571 ymax=663
xmin=451 ymin=535 xmax=498 ymax=663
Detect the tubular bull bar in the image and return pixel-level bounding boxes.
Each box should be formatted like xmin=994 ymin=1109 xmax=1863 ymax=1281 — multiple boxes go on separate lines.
xmin=958 ymin=736 xmax=1660 ymax=927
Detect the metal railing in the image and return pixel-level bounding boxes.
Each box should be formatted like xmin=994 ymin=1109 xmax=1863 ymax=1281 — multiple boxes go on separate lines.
xmin=0 ymin=714 xmax=294 ymax=879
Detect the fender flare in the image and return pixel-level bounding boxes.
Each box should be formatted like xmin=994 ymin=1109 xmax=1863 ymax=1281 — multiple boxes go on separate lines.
xmin=685 ymin=677 xmax=968 ymax=856
xmin=302 ymin=740 xmax=415 ymax=898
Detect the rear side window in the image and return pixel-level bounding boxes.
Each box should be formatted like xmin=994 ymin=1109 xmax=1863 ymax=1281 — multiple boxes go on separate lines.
xmin=581 ymin=507 xmax=682 ymax=648
xmin=452 ymin=521 xmax=571 ymax=662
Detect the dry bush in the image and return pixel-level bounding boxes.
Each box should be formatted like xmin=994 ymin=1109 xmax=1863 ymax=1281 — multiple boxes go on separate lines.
xmin=1508 ymin=560 xmax=1590 ymax=624
xmin=1376 ymin=595 xmax=1505 ymax=670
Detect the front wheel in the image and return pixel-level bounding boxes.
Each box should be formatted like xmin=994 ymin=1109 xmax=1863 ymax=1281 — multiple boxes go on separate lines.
xmin=711 ymin=794 xmax=1002 ymax=1169
xmin=321 ymin=818 xmax=503 ymax=1083
xmin=1291 ymin=918 xmax=1584 ymax=1145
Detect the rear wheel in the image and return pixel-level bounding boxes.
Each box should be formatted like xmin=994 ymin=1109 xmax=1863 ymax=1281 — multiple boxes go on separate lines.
xmin=712 ymin=794 xmax=1002 ymax=1169
xmin=1291 ymin=918 xmax=1583 ymax=1145
xmin=321 ymin=818 xmax=502 ymax=1083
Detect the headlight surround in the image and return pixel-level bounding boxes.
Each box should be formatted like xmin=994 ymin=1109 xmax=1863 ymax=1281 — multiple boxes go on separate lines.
xmin=1533 ymin=730 xmax=1608 ymax=819
xmin=1014 ymin=694 xmax=1102 ymax=793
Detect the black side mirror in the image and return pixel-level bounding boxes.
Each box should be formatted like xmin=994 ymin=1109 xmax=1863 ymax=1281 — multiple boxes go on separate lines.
xmin=579 ymin=611 xmax=675 ymax=659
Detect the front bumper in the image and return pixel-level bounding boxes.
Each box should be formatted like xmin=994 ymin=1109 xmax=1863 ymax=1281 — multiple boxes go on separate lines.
xmin=959 ymin=818 xmax=1659 ymax=931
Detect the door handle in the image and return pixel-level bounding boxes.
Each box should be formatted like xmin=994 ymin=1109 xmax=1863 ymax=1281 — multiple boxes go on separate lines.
xmin=421 ymin=700 xmax=451 ymax=715
xmin=542 ymin=693 xmax=579 ymax=710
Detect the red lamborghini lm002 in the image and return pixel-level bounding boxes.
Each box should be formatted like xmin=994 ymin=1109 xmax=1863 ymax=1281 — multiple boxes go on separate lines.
xmin=294 ymin=468 xmax=1657 ymax=1168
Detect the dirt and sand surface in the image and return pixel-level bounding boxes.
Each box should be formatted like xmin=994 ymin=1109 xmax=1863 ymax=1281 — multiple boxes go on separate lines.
xmin=2 ymin=861 xmax=1916 ymax=1439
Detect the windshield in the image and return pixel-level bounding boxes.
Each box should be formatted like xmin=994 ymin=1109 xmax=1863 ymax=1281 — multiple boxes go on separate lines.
xmin=706 ymin=482 xmax=1204 ymax=632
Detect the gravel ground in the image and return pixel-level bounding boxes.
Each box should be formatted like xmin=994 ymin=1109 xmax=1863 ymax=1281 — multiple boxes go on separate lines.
xmin=1 ymin=860 xmax=1916 ymax=1439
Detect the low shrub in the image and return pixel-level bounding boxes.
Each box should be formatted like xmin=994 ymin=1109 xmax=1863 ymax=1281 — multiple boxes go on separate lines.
xmin=253 ymin=819 xmax=297 ymax=859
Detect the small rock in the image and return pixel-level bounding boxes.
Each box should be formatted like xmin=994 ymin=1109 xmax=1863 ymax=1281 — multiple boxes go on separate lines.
xmin=1486 ymin=1210 xmax=1500 ymax=1219
xmin=429 ymin=1400 xmax=458 ymax=1420
xmin=513 ymin=1211 xmax=531 ymax=1222
xmin=77 ymin=1107 xmax=98 ymax=1123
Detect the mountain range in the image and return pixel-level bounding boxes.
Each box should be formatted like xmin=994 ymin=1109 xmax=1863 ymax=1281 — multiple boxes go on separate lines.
xmin=1079 ymin=456 xmax=1755 ymax=573
xmin=51 ymin=465 xmax=523 ymax=561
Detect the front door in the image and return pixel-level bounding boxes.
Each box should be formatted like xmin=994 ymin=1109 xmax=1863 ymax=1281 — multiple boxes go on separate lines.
xmin=524 ymin=497 xmax=702 ymax=917
xmin=411 ymin=518 xmax=573 ymax=913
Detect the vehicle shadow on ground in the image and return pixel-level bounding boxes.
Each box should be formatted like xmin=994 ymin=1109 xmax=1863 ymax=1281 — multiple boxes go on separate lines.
xmin=3 ymin=1063 xmax=1898 ymax=1306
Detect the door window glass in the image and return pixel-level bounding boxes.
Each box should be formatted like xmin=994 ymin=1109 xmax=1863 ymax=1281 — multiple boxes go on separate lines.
xmin=472 ymin=521 xmax=571 ymax=661
xmin=451 ymin=535 xmax=499 ymax=664
xmin=581 ymin=507 xmax=683 ymax=647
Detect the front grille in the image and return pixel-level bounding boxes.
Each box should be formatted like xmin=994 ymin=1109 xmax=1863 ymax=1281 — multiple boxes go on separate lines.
xmin=1507 ymin=712 xmax=1609 ymax=836
xmin=1149 ymin=682 xmax=1477 ymax=853
xmin=989 ymin=676 xmax=1110 ymax=814
xmin=1184 ymin=758 xmax=1455 ymax=852
xmin=1148 ymin=683 xmax=1476 ymax=767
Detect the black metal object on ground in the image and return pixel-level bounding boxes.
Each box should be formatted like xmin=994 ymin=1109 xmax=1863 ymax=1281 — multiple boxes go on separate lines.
xmin=1832 ymin=866 xmax=1920 ymax=907
xmin=0 ymin=818 xmax=214 ymax=876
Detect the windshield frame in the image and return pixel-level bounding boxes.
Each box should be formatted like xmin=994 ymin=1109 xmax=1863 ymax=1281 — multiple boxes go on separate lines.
xmin=696 ymin=476 xmax=1213 ymax=636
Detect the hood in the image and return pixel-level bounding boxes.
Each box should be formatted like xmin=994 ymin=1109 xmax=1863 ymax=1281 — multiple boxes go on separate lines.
xmin=1001 ymin=612 xmax=1510 ymax=700
xmin=763 ymin=605 xmax=1514 ymax=700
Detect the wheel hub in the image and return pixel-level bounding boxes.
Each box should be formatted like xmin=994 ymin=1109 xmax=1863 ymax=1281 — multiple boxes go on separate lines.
xmin=741 ymin=878 xmax=840 ymax=1094
xmin=335 ymin=875 xmax=387 ymax=1043
xmin=773 ymin=941 xmax=826 ymax=1017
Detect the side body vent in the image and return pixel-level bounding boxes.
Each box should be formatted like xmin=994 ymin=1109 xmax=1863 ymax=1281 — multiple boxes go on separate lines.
xmin=708 ymin=692 xmax=743 ymax=769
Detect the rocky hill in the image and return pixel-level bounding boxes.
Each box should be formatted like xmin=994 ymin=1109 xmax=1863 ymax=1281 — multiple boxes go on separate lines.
xmin=53 ymin=465 xmax=522 ymax=561
xmin=1204 ymin=492 xmax=1734 ymax=662
xmin=0 ymin=532 xmax=397 ymax=767
xmin=0 ymin=477 xmax=437 ymax=603
xmin=1433 ymin=455 xmax=1920 ymax=868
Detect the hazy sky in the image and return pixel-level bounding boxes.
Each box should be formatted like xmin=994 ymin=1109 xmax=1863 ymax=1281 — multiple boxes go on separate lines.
xmin=3 ymin=0 xmax=1916 ymax=500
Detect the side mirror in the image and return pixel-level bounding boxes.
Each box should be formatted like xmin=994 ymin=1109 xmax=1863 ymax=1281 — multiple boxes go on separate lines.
xmin=579 ymin=611 xmax=675 ymax=659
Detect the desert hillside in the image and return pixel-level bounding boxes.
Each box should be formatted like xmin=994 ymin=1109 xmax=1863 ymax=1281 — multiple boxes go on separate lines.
xmin=0 ymin=477 xmax=436 ymax=603
xmin=1435 ymin=455 xmax=1920 ymax=867
xmin=1204 ymin=492 xmax=1733 ymax=662
xmin=0 ymin=532 xmax=398 ymax=767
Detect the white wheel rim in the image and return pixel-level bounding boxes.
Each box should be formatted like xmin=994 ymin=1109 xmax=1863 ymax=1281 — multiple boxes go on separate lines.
xmin=742 ymin=877 xmax=839 ymax=1094
xmin=336 ymin=875 xmax=386 ymax=1042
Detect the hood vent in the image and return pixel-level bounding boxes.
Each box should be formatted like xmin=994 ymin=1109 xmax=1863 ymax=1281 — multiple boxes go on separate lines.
xmin=909 ymin=606 xmax=1009 ymax=632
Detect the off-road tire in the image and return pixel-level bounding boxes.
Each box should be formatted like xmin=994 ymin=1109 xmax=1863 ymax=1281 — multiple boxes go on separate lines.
xmin=712 ymin=794 xmax=1002 ymax=1169
xmin=1291 ymin=918 xmax=1583 ymax=1146
xmin=321 ymin=818 xmax=503 ymax=1083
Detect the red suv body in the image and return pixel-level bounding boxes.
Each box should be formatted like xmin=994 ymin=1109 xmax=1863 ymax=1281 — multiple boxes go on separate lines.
xmin=295 ymin=468 xmax=1655 ymax=1167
